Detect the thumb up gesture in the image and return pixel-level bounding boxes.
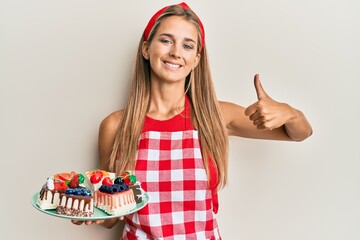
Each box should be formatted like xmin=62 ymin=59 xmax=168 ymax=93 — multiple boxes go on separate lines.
xmin=245 ymin=74 xmax=293 ymax=131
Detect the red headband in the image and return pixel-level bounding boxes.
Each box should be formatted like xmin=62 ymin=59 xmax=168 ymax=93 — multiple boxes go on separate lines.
xmin=143 ymin=2 xmax=205 ymax=53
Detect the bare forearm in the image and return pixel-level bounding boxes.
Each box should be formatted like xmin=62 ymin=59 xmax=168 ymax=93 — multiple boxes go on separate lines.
xmin=284 ymin=107 xmax=312 ymax=141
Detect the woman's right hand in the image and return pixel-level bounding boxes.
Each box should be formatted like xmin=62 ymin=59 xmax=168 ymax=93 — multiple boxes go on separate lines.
xmin=71 ymin=219 xmax=105 ymax=225
xmin=71 ymin=217 xmax=124 ymax=228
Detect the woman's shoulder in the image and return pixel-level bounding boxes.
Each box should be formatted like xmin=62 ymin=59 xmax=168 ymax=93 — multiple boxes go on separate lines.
xmin=99 ymin=110 xmax=124 ymax=134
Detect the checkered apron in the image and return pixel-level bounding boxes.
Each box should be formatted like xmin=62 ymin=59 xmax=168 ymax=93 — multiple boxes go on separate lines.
xmin=122 ymin=97 xmax=221 ymax=240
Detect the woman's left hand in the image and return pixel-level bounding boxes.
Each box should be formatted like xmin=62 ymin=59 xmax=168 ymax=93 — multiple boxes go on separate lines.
xmin=244 ymin=74 xmax=295 ymax=131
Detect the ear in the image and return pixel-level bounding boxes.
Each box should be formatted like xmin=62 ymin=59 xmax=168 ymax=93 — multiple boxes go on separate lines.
xmin=193 ymin=53 xmax=201 ymax=69
xmin=142 ymin=41 xmax=149 ymax=60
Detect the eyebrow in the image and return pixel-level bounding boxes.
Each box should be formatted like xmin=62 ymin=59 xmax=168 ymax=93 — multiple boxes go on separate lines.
xmin=159 ymin=33 xmax=196 ymax=44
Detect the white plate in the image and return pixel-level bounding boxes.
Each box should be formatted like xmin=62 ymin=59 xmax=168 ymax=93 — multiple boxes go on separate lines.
xmin=31 ymin=191 xmax=149 ymax=221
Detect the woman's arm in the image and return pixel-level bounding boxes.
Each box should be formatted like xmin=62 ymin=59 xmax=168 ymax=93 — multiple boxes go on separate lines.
xmin=97 ymin=110 xmax=124 ymax=228
xmin=220 ymin=75 xmax=312 ymax=141
xmin=98 ymin=110 xmax=123 ymax=171
xmin=72 ymin=110 xmax=124 ymax=228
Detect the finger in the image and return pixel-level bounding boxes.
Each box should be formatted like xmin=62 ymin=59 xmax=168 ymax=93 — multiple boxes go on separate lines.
xmin=252 ymin=116 xmax=266 ymax=127
xmin=256 ymin=123 xmax=268 ymax=130
xmin=71 ymin=220 xmax=84 ymax=225
xmin=248 ymin=110 xmax=262 ymax=121
xmin=85 ymin=220 xmax=93 ymax=225
xmin=256 ymin=117 xmax=276 ymax=130
xmin=95 ymin=220 xmax=105 ymax=225
xmin=254 ymin=74 xmax=269 ymax=100
xmin=257 ymin=122 xmax=273 ymax=130
xmin=244 ymin=103 xmax=257 ymax=117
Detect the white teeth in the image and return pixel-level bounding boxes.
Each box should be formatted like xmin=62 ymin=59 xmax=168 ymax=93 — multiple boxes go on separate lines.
xmin=165 ymin=62 xmax=180 ymax=70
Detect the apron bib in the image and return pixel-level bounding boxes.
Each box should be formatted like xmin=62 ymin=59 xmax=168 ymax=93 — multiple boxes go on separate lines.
xmin=122 ymin=97 xmax=221 ymax=240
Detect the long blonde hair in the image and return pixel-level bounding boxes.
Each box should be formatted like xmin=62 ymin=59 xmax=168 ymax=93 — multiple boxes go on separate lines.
xmin=109 ymin=5 xmax=229 ymax=190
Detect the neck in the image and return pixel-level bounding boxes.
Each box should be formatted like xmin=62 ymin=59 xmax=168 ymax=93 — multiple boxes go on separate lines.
xmin=147 ymin=80 xmax=186 ymax=120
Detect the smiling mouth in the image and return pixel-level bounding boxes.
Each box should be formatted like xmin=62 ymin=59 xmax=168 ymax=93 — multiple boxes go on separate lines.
xmin=164 ymin=62 xmax=181 ymax=70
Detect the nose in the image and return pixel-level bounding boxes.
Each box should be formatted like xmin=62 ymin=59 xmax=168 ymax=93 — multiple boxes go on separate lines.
xmin=169 ymin=43 xmax=181 ymax=58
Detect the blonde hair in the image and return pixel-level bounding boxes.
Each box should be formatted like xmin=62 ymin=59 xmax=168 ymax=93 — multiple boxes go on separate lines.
xmin=109 ymin=5 xmax=228 ymax=190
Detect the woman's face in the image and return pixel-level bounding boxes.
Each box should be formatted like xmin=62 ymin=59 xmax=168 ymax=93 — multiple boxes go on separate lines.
xmin=142 ymin=16 xmax=200 ymax=84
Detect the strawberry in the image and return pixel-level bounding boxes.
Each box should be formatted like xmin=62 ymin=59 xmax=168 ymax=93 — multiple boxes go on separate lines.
xmin=53 ymin=182 xmax=60 ymax=190
xmin=121 ymin=172 xmax=136 ymax=186
xmin=54 ymin=181 xmax=68 ymax=191
xmin=90 ymin=170 xmax=103 ymax=184
xmin=54 ymin=171 xmax=76 ymax=182
xmin=57 ymin=175 xmax=68 ymax=182
xmin=102 ymin=177 xmax=113 ymax=186
xmin=121 ymin=174 xmax=130 ymax=185
xmin=69 ymin=174 xmax=79 ymax=188
xmin=60 ymin=182 xmax=68 ymax=190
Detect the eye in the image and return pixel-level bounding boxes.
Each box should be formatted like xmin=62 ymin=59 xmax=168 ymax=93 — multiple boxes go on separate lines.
xmin=160 ymin=39 xmax=172 ymax=44
xmin=183 ymin=44 xmax=193 ymax=50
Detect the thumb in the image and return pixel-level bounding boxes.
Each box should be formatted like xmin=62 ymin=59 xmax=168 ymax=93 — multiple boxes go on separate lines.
xmin=254 ymin=74 xmax=269 ymax=100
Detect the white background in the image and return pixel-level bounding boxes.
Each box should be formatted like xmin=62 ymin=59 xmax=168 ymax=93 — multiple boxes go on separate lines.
xmin=1 ymin=0 xmax=359 ymax=239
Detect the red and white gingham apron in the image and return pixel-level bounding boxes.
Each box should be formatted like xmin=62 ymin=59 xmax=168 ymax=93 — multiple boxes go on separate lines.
xmin=122 ymin=96 xmax=221 ymax=240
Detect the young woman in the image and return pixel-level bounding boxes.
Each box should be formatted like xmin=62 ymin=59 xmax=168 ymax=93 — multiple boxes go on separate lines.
xmin=73 ymin=2 xmax=312 ymax=239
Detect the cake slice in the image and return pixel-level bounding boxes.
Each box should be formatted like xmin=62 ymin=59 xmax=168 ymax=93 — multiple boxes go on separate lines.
xmin=94 ymin=185 xmax=136 ymax=215
xmin=84 ymin=169 xmax=115 ymax=192
xmin=37 ymin=178 xmax=68 ymax=210
xmin=88 ymin=171 xmax=138 ymax=215
xmin=36 ymin=172 xmax=76 ymax=210
xmin=57 ymin=187 xmax=93 ymax=217
xmin=55 ymin=173 xmax=94 ymax=217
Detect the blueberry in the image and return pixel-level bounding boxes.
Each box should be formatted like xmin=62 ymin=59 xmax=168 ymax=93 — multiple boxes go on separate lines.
xmin=110 ymin=186 xmax=119 ymax=194
xmin=84 ymin=191 xmax=92 ymax=197
xmin=114 ymin=177 xmax=123 ymax=185
xmin=74 ymin=189 xmax=82 ymax=195
xmin=104 ymin=185 xmax=111 ymax=193
xmin=101 ymin=185 xmax=110 ymax=193
xmin=117 ymin=184 xmax=127 ymax=192
xmin=66 ymin=189 xmax=74 ymax=194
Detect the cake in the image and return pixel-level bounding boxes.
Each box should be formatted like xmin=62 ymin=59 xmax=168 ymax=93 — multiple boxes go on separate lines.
xmin=56 ymin=173 xmax=94 ymax=217
xmin=130 ymin=184 xmax=143 ymax=204
xmin=36 ymin=170 xmax=143 ymax=217
xmin=84 ymin=169 xmax=115 ymax=192
xmin=36 ymin=172 xmax=94 ymax=217
xmin=37 ymin=177 xmax=68 ymax=210
xmin=119 ymin=171 xmax=143 ymax=203
xmin=36 ymin=172 xmax=77 ymax=210
xmin=90 ymin=171 xmax=138 ymax=215
xmin=57 ymin=187 xmax=93 ymax=217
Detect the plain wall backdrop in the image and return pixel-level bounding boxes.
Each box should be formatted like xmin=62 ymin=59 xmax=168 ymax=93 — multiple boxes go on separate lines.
xmin=1 ymin=0 xmax=359 ymax=239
